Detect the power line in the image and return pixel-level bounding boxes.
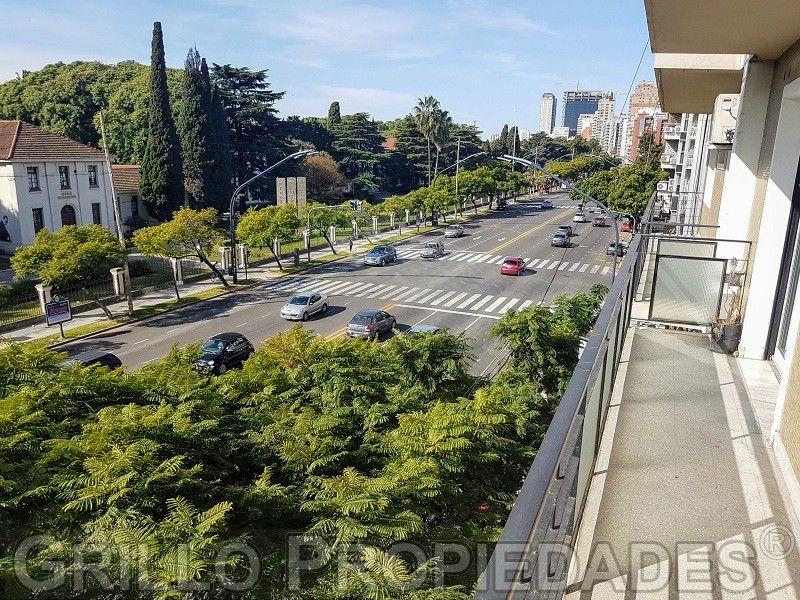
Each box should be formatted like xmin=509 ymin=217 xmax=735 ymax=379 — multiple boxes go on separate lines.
xmin=618 ymin=38 xmax=651 ymax=119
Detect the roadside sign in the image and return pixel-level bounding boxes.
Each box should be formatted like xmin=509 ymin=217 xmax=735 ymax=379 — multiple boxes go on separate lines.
xmin=45 ymin=295 xmax=72 ymax=326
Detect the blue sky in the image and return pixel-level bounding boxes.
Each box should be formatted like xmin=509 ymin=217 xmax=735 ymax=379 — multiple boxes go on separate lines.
xmin=0 ymin=0 xmax=654 ymax=136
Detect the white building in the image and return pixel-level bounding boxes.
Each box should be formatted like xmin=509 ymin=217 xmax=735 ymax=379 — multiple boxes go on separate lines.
xmin=538 ymin=93 xmax=556 ymax=135
xmin=591 ymin=97 xmax=616 ymax=150
xmin=550 ymin=126 xmax=570 ymax=139
xmin=577 ymin=114 xmax=594 ymax=138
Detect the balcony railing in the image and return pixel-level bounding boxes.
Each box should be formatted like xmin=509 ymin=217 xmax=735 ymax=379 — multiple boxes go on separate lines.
xmin=660 ymin=153 xmax=677 ymax=165
xmin=663 ymin=124 xmax=681 ymax=138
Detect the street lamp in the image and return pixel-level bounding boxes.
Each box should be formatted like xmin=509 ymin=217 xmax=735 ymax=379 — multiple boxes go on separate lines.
xmin=499 ymin=154 xmax=620 ymax=285
xmin=431 ymin=151 xmax=487 ymax=216
xmin=228 ymin=149 xmax=316 ymax=283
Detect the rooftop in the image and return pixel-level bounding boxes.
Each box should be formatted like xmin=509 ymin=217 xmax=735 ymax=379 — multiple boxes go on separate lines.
xmin=110 ymin=164 xmax=140 ymax=193
xmin=0 ymin=120 xmax=107 ymax=161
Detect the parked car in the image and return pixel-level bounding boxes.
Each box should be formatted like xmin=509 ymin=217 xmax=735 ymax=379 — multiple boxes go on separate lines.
xmin=406 ymin=324 xmax=442 ymax=335
xmin=444 ymin=224 xmax=464 ymax=238
xmin=530 ymin=201 xmax=544 ymax=209
xmin=592 ymin=215 xmax=607 ymax=227
xmin=500 ymin=256 xmax=526 ymax=276
xmin=541 ymin=200 xmax=553 ymax=209
xmin=607 ymin=242 xmax=626 ymax=256
xmin=60 ymin=350 xmax=123 ymax=370
xmin=195 ymin=333 xmax=254 ymax=375
xmin=551 ymin=233 xmax=569 ymax=247
xmin=364 ymin=245 xmax=398 ymax=266
xmin=346 ymin=309 xmax=396 ymax=340
xmin=280 ymin=291 xmax=328 ymax=321
xmin=573 ymin=212 xmax=587 ymax=223
xmin=496 ymin=198 xmax=508 ymax=210
xmin=420 ymin=241 xmax=445 ymax=258
xmin=557 ymin=224 xmax=574 ymax=237
xmin=620 ymin=221 xmax=632 ymax=233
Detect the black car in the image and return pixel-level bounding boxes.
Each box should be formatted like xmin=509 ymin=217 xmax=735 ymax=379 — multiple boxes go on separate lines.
xmin=496 ymin=198 xmax=508 ymax=210
xmin=607 ymin=242 xmax=626 ymax=257
xmin=346 ymin=309 xmax=396 ymax=340
xmin=195 ymin=332 xmax=254 ymax=375
xmin=60 ymin=350 xmax=123 ymax=370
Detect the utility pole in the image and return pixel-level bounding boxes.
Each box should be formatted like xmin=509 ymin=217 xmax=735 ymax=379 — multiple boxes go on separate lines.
xmin=99 ymin=112 xmax=134 ymax=316
xmin=455 ymin=138 xmax=460 ymax=216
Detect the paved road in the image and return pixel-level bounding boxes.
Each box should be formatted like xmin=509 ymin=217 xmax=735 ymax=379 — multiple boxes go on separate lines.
xmin=59 ymin=194 xmax=618 ymax=375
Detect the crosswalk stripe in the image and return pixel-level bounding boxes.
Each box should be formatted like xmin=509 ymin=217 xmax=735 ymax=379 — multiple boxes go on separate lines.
xmin=312 ymin=280 xmax=347 ymax=293
xmin=444 ymin=292 xmax=468 ymax=307
xmin=392 ymin=287 xmax=420 ymax=301
xmin=446 ymin=252 xmax=468 ymax=261
xmin=418 ymin=290 xmax=445 ymax=304
xmin=519 ymin=299 xmax=535 ymax=310
xmin=474 ymin=254 xmax=492 ymax=263
xmin=579 ymin=263 xmax=589 ymax=272
xmin=602 ymin=266 xmax=611 ymax=275
xmin=569 ymin=263 xmax=579 ymax=272
xmin=548 ymin=261 xmax=560 ymax=270
xmin=558 ymin=262 xmax=568 ymax=271
xmin=470 ymin=295 xmax=494 ymax=311
xmin=322 ymin=281 xmax=359 ymax=294
xmin=405 ymin=288 xmax=431 ymax=302
xmin=485 ymin=296 xmax=507 ymax=312
xmin=430 ymin=291 xmax=455 ymax=306
xmin=349 ymin=282 xmax=376 ymax=296
xmin=367 ymin=284 xmax=396 ymax=298
xmin=269 ymin=278 xmax=300 ymax=291
xmin=499 ymin=298 xmax=519 ymax=314
xmin=381 ymin=285 xmax=408 ymax=299
xmin=458 ymin=293 xmax=482 ymax=309
xmin=457 ymin=253 xmax=475 ymax=262
xmin=591 ymin=265 xmax=600 ymax=274
xmin=490 ymin=256 xmax=505 ymax=264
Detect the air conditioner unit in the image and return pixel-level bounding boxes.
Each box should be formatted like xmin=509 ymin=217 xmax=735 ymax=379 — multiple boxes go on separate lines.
xmin=657 ymin=181 xmax=669 ymax=192
xmin=711 ymin=94 xmax=739 ymax=145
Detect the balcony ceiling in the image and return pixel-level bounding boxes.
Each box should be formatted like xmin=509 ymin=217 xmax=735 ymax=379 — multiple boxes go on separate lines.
xmin=655 ymin=54 xmax=745 ymax=113
xmin=645 ymin=0 xmax=800 ymax=60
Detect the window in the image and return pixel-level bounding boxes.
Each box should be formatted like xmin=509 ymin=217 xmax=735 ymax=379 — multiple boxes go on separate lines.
xmin=130 ymin=196 xmax=139 ymax=217
xmin=27 ymin=167 xmax=40 ymax=191
xmin=32 ymin=208 xmax=44 ymax=233
xmin=61 ymin=205 xmax=76 ymax=227
xmin=58 ymin=166 xmax=70 ymax=190
xmin=88 ymin=165 xmax=99 ymax=188
xmin=91 ymin=202 xmax=102 ymax=225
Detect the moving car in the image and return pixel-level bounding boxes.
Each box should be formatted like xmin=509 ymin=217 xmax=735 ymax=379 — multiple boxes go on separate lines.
xmin=620 ymin=221 xmax=632 ymax=233
xmin=530 ymin=201 xmax=543 ymax=209
xmin=420 ymin=241 xmax=444 ymax=258
xmin=346 ymin=309 xmax=396 ymax=340
xmin=592 ymin=215 xmax=607 ymax=227
xmin=196 ymin=333 xmax=254 ymax=375
xmin=557 ymin=225 xmax=574 ymax=237
xmin=60 ymin=350 xmax=123 ymax=370
xmin=551 ymin=232 xmax=569 ymax=247
xmin=444 ymin=224 xmax=464 ymax=238
xmin=541 ymin=200 xmax=553 ymax=209
xmin=573 ymin=212 xmax=587 ymax=223
xmin=496 ymin=198 xmax=508 ymax=210
xmin=280 ymin=291 xmax=328 ymax=321
xmin=406 ymin=324 xmax=442 ymax=335
xmin=607 ymin=242 xmax=626 ymax=256
xmin=364 ymin=245 xmax=398 ymax=266
xmin=500 ymin=256 xmax=526 ymax=276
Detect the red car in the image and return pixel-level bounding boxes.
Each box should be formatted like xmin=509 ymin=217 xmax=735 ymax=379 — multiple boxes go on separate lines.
xmin=500 ymin=256 xmax=526 ymax=276
xmin=620 ymin=221 xmax=632 ymax=233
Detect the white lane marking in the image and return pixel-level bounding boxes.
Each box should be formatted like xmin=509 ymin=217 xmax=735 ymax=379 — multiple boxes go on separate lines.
xmin=337 ymin=282 xmax=370 ymax=295
xmin=473 ymin=236 xmax=482 ymax=240
xmin=474 ymin=254 xmax=492 ymax=263
xmin=364 ymin=284 xmax=393 ymax=298
xmin=602 ymin=266 xmax=611 ymax=275
xmin=579 ymin=263 xmax=589 ymax=272
xmin=238 ymin=322 xmax=247 ymax=327
xmin=323 ymin=281 xmax=359 ymax=294
xmin=430 ymin=291 xmax=455 ymax=306
xmin=470 ymin=295 xmax=494 ymax=311
xmin=569 ymin=263 xmax=579 ymax=272
xmin=309 ymin=280 xmax=347 ymax=293
xmin=518 ymin=299 xmax=534 ymax=310
xmin=457 ymin=293 xmax=482 ymax=309
xmin=489 ymin=256 xmax=505 ymax=264
xmin=409 ymin=311 xmax=435 ymax=327
xmin=166 ymin=327 xmax=182 ymax=334
xmin=456 ymin=253 xmax=475 ymax=262
xmin=405 ymin=288 xmax=431 ymax=302
xmin=523 ymin=257 xmax=532 ymax=264
xmin=418 ymin=290 xmax=445 ymax=304
xmin=497 ymin=237 xmax=506 ymax=242
xmin=548 ymin=261 xmax=559 ymax=270
xmin=133 ymin=338 xmax=150 ymax=345
xmin=446 ymin=252 xmax=469 ymax=261
xmin=485 ymin=296 xmax=507 ymax=312
xmin=381 ymin=285 xmax=408 ymax=299
xmin=142 ymin=357 xmax=157 ymax=365
xmin=444 ymin=292 xmax=468 ymax=307
xmin=558 ymin=262 xmax=568 ymax=271
xmin=591 ymin=265 xmax=600 ymax=274
xmin=499 ymin=298 xmax=519 ymax=314
xmin=353 ymin=282 xmax=381 ymax=296
xmin=395 ymin=304 xmax=501 ymax=320
xmin=392 ymin=287 xmax=420 ymax=301
xmin=462 ymin=315 xmax=483 ymax=331
xmin=468 ymin=254 xmax=485 ymax=262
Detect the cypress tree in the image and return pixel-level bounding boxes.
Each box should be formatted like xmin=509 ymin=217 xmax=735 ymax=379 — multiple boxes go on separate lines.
xmin=140 ymin=22 xmax=183 ymax=218
xmin=205 ymin=81 xmax=234 ymax=210
xmin=177 ymin=47 xmax=208 ymax=204
xmin=328 ymin=101 xmax=341 ymax=125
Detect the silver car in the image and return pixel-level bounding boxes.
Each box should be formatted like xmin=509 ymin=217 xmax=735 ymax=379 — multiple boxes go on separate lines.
xmin=444 ymin=225 xmax=464 ymax=238
xmin=420 ymin=241 xmax=444 ymax=258
xmin=280 ymin=291 xmax=328 ymax=321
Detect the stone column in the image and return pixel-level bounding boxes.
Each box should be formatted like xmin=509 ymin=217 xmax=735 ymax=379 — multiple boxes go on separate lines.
xmin=390 ymin=213 xmax=396 ymax=229
xmin=272 ymin=239 xmax=281 ymax=258
xmin=170 ymin=257 xmax=183 ymax=284
xmin=220 ymin=246 xmax=232 ymax=272
xmin=237 ymin=244 xmax=249 ymax=270
xmin=35 ymin=283 xmax=52 ymax=313
xmin=329 ymin=225 xmax=336 ymax=245
xmin=372 ymin=216 xmax=379 ymax=235
xmin=110 ymin=267 xmax=126 ymax=296
xmin=405 ymin=209 xmax=411 ymax=225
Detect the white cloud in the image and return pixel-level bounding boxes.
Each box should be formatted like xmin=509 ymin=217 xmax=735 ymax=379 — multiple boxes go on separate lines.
xmin=451 ymin=2 xmax=558 ymax=36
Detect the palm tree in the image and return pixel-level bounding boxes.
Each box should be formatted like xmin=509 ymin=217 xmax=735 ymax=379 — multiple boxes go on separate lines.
xmin=432 ymin=108 xmax=453 ymax=180
xmin=413 ymin=96 xmax=440 ymax=185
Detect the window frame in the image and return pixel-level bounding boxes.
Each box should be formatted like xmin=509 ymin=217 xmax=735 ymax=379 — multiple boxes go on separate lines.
xmin=87 ymin=165 xmax=99 ymax=188
xmin=58 ymin=166 xmax=71 ymax=190
xmin=27 ymin=166 xmax=40 ymax=192
xmin=32 ymin=207 xmax=44 ymax=233
xmin=91 ymin=202 xmax=102 ymax=225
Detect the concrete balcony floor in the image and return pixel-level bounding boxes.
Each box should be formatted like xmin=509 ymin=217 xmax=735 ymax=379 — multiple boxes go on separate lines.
xmin=566 ymin=328 xmax=800 ymax=599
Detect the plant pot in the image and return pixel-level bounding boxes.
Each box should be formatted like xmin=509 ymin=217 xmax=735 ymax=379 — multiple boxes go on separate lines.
xmin=710 ymin=322 xmax=742 ymax=354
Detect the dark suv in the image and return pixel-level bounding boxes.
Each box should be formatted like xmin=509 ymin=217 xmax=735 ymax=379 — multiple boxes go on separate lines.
xmin=195 ymin=332 xmax=254 ymax=375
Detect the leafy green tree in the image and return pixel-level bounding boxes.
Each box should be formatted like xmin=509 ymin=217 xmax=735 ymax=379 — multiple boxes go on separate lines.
xmin=133 ymin=207 xmax=229 ymax=286
xmin=413 ymin=96 xmax=440 ymax=185
xmin=303 ymin=203 xmax=350 ymax=253
xmin=387 ymin=115 xmax=428 ymax=191
xmin=203 ymin=63 xmax=234 ymax=210
xmin=327 ymin=101 xmax=341 ymax=125
xmin=236 ymin=204 xmax=301 ymax=270
xmin=571 ymin=169 xmax=619 ymax=204
xmin=177 ymin=47 xmax=209 ymax=204
xmin=635 ymin=130 xmax=664 ymax=169
xmin=12 ymin=225 xmax=125 ymax=318
xmin=431 ymin=108 xmax=453 ymax=179
xmin=284 ymin=115 xmax=334 ymax=153
xmin=329 ymin=112 xmax=385 ymax=182
xmin=140 ymin=22 xmax=184 ymax=218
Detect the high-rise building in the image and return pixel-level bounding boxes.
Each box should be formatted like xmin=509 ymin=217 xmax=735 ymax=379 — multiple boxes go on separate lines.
xmin=551 ymin=126 xmax=570 ymax=139
xmin=591 ymin=97 xmax=617 ymax=151
xmin=538 ymin=93 xmax=556 ymax=135
xmin=562 ymin=90 xmax=614 ymax=136
xmin=629 ymin=81 xmax=660 ymax=116
xmin=577 ymin=114 xmax=594 ymax=139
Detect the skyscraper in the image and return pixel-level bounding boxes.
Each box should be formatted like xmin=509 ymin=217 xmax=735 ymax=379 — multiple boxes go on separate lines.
xmin=629 ymin=81 xmax=660 ymax=115
xmin=562 ymin=91 xmax=615 ymax=137
xmin=538 ymin=93 xmax=556 ymax=135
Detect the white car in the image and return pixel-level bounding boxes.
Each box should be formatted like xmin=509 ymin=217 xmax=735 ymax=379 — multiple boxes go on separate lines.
xmin=280 ymin=291 xmax=328 ymax=321
xmin=573 ymin=212 xmax=587 ymax=223
xmin=444 ymin=224 xmax=464 ymax=238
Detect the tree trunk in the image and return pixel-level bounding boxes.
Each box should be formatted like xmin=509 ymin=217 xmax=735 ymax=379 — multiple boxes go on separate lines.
xmin=270 ymin=248 xmax=283 ymax=271
xmin=434 ymin=148 xmax=440 ymax=180
xmin=83 ymin=286 xmax=114 ymax=319
xmin=426 ymin=138 xmax=431 ymax=186
xmin=172 ymin=272 xmax=181 ymax=301
xmin=322 ymin=232 xmax=336 ymax=254
xmin=198 ymin=254 xmax=229 ymax=287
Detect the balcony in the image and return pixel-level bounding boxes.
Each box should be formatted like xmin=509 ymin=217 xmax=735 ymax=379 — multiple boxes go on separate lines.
xmin=660 ymin=153 xmax=677 ymax=168
xmin=476 ymin=214 xmax=800 ymax=600
xmin=663 ymin=124 xmax=681 ymax=139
